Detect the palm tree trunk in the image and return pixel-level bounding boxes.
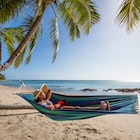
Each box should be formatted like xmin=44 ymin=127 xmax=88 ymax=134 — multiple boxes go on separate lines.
xmin=0 ymin=41 xmax=1 ymax=64
xmin=0 ymin=3 xmax=47 ymax=72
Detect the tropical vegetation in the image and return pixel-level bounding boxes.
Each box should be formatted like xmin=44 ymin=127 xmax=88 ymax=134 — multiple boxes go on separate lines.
xmin=0 ymin=27 xmax=26 ymax=67
xmin=0 ymin=0 xmax=140 ymax=72
xmin=0 ymin=73 xmax=5 ymax=80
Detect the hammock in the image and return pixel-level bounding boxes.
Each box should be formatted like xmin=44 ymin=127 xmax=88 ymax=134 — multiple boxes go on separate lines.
xmin=18 ymin=92 xmax=139 ymax=121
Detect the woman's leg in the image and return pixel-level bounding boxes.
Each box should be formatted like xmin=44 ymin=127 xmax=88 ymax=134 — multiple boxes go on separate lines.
xmin=78 ymin=106 xmax=100 ymax=110
xmin=61 ymin=106 xmax=79 ymax=109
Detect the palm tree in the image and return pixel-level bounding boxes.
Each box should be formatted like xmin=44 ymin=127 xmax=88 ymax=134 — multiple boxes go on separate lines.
xmin=0 ymin=0 xmax=100 ymax=72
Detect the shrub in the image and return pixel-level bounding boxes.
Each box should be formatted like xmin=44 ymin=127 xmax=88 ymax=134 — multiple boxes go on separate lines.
xmin=0 ymin=73 xmax=6 ymax=80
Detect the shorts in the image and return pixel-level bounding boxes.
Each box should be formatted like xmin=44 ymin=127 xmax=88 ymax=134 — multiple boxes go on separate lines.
xmin=42 ymin=101 xmax=53 ymax=107
xmin=47 ymin=101 xmax=53 ymax=105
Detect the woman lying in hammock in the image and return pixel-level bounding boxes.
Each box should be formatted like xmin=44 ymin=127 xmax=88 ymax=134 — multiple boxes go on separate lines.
xmin=33 ymin=83 xmax=110 ymax=111
xmin=34 ymin=90 xmax=110 ymax=111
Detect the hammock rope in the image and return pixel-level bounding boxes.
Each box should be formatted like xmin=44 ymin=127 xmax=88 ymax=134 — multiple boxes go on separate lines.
xmin=0 ymin=64 xmax=36 ymax=109
xmin=4 ymin=63 xmax=35 ymax=94
xmin=0 ymin=104 xmax=34 ymax=110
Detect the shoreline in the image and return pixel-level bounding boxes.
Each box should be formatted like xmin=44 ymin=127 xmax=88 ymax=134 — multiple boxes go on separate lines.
xmin=0 ymin=85 xmax=140 ymax=140
xmin=1 ymin=80 xmax=140 ymax=96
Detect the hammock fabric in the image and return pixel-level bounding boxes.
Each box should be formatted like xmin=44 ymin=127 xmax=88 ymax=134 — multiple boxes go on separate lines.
xmin=18 ymin=92 xmax=138 ymax=121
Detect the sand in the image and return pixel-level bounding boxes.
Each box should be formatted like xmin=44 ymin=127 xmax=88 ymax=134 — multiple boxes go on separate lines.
xmin=0 ymin=85 xmax=140 ymax=140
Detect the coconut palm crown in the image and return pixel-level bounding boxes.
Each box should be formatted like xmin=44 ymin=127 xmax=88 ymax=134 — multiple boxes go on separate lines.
xmin=0 ymin=0 xmax=100 ymax=71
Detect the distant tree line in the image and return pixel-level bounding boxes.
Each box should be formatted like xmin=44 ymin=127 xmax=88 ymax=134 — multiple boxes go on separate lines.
xmin=0 ymin=73 xmax=5 ymax=80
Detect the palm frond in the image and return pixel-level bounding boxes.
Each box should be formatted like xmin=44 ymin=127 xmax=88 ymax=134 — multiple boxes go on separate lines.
xmin=58 ymin=2 xmax=80 ymax=40
xmin=33 ymin=0 xmax=43 ymax=16
xmin=116 ymin=0 xmax=140 ymax=31
xmin=49 ymin=17 xmax=59 ymax=62
xmin=20 ymin=15 xmax=42 ymax=64
xmin=4 ymin=36 xmax=15 ymax=55
xmin=20 ymin=16 xmax=35 ymax=33
xmin=4 ymin=28 xmax=25 ymax=42
xmin=25 ymin=36 xmax=36 ymax=64
xmin=59 ymin=0 xmax=100 ymax=37
xmin=0 ymin=0 xmax=32 ymax=24
xmin=26 ymin=26 xmax=42 ymax=64
xmin=3 ymin=28 xmax=25 ymax=55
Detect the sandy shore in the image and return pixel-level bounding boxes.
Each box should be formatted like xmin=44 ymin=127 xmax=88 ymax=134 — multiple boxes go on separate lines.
xmin=0 ymin=85 xmax=140 ymax=140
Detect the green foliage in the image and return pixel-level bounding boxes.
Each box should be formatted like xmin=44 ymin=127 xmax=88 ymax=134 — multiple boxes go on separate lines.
xmin=0 ymin=27 xmax=26 ymax=68
xmin=58 ymin=0 xmax=100 ymax=40
xmin=0 ymin=73 xmax=5 ymax=80
xmin=49 ymin=17 xmax=59 ymax=62
xmin=1 ymin=27 xmax=25 ymax=55
xmin=116 ymin=0 xmax=140 ymax=31
xmin=13 ymin=16 xmax=43 ymax=67
xmin=0 ymin=0 xmax=30 ymax=24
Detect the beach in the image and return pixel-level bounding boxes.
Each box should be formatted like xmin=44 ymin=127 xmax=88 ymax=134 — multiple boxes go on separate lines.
xmin=0 ymin=85 xmax=140 ymax=140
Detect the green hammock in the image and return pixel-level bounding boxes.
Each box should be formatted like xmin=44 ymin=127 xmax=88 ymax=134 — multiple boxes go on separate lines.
xmin=18 ymin=92 xmax=139 ymax=121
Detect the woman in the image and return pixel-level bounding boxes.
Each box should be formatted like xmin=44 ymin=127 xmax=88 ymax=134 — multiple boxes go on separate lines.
xmin=34 ymin=84 xmax=110 ymax=111
xmin=34 ymin=83 xmax=51 ymax=101
xmin=34 ymin=84 xmax=54 ymax=109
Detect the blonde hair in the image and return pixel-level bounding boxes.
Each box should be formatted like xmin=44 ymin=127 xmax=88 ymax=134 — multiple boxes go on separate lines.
xmin=40 ymin=84 xmax=49 ymax=93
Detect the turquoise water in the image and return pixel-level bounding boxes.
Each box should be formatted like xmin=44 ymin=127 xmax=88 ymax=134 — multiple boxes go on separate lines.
xmin=0 ymin=80 xmax=140 ymax=95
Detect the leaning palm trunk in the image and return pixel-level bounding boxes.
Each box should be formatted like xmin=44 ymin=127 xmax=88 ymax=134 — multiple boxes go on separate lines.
xmin=0 ymin=4 xmax=47 ymax=72
xmin=0 ymin=42 xmax=1 ymax=64
xmin=0 ymin=104 xmax=34 ymax=110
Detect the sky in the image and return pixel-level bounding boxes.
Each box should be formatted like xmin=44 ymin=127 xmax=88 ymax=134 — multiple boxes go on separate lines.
xmin=2 ymin=0 xmax=140 ymax=81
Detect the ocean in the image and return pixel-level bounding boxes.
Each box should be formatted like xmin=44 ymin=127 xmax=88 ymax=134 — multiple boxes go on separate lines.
xmin=0 ymin=80 xmax=140 ymax=95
